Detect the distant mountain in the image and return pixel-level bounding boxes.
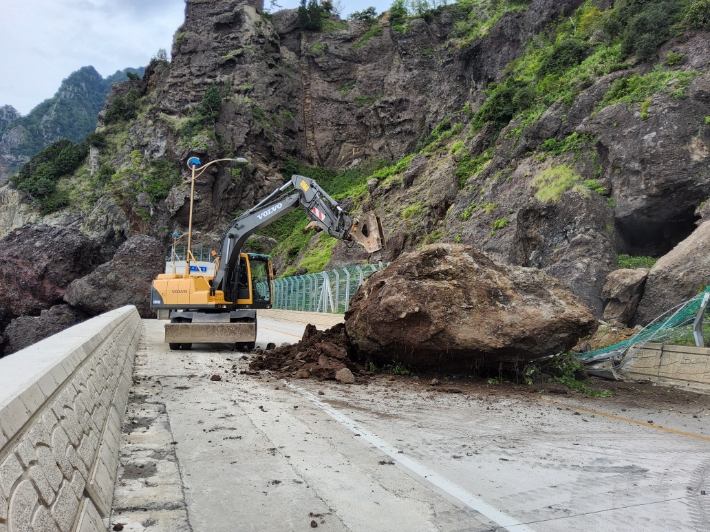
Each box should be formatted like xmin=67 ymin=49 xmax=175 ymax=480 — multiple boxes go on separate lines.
xmin=0 ymin=106 xmax=20 ymax=135
xmin=0 ymin=66 xmax=144 ymax=184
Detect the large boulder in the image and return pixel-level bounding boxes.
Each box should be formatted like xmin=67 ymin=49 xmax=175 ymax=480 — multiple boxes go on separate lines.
xmin=64 ymin=234 xmax=165 ymax=318
xmin=0 ymin=224 xmax=102 ymax=328
xmin=634 ymin=221 xmax=710 ymax=325
xmin=345 ymin=244 xmax=596 ymax=372
xmin=3 ymin=304 xmax=86 ymax=355
xmin=601 ymin=269 xmax=649 ymax=325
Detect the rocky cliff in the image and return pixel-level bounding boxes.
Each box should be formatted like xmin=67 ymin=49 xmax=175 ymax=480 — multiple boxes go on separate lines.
xmin=1 ymin=0 xmax=709 ymax=349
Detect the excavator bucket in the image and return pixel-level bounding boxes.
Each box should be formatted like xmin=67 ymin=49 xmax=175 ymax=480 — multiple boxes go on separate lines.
xmin=349 ymin=213 xmax=385 ymax=253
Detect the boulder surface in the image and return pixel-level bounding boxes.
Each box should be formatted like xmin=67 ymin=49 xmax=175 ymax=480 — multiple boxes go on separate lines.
xmin=64 ymin=234 xmax=165 ymax=318
xmin=0 ymin=224 xmax=102 ymax=328
xmin=3 ymin=304 xmax=86 ymax=355
xmin=345 ymin=244 xmax=596 ymax=371
xmin=634 ymin=221 xmax=710 ymax=325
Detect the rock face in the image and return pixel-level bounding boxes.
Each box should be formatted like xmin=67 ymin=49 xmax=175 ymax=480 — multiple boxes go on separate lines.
xmin=3 ymin=304 xmax=86 ymax=355
xmin=345 ymin=244 xmax=596 ymax=372
xmin=64 ymin=235 xmax=165 ymax=318
xmin=601 ymin=269 xmax=649 ymax=325
xmin=634 ymin=221 xmax=710 ymax=325
xmin=512 ymin=192 xmax=616 ymax=317
xmin=0 ymin=224 xmax=102 ymax=331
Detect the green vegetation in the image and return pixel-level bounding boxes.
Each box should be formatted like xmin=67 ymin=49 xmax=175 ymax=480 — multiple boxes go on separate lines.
xmin=350 ymin=23 xmax=383 ymax=50
xmin=617 ymin=254 xmax=658 ymax=269
xmin=492 ymin=218 xmax=510 ymax=229
xmin=455 ymin=148 xmax=493 ymax=187
xmin=349 ymin=6 xmax=378 ymax=22
xmin=297 ymin=0 xmax=331 ymax=31
xmin=598 ymin=68 xmax=701 ymax=110
xmin=532 ymin=165 xmax=582 ymax=203
xmin=583 ymin=179 xmax=607 ymax=195
xmin=665 ymin=51 xmax=685 ymax=66
xmin=354 ymin=95 xmax=378 ymax=106
xmin=529 ymin=353 xmax=613 ymax=397
xmin=451 ymin=0 xmax=531 ymax=48
xmin=12 ymin=140 xmax=89 ymax=213
xmin=143 ymin=159 xmax=181 ymax=202
xmin=540 ymin=133 xmax=595 ymax=157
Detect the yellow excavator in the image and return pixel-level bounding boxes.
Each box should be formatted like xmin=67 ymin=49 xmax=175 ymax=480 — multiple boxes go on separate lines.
xmin=150 ymin=173 xmax=385 ymax=350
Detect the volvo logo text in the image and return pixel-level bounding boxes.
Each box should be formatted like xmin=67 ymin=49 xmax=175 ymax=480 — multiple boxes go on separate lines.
xmin=256 ymin=203 xmax=283 ymax=220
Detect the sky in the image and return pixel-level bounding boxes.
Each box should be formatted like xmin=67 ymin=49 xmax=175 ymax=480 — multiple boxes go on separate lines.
xmin=0 ymin=0 xmax=390 ymax=116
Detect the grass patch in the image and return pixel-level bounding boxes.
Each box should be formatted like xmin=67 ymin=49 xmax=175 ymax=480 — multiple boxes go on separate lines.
xmin=617 ymin=254 xmax=658 ymax=269
xmin=532 ymin=165 xmax=582 ymax=203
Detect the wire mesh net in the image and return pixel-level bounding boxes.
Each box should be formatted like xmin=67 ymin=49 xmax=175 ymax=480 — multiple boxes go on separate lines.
xmin=272 ymin=263 xmax=388 ymax=313
xmin=576 ymin=286 xmax=710 ymax=364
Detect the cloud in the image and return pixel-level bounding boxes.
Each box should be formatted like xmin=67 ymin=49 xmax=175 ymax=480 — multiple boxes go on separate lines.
xmin=0 ymin=0 xmax=185 ymax=115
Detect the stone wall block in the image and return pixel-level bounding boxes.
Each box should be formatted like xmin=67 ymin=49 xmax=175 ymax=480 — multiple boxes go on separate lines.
xmin=65 ymin=444 xmax=88 ymax=479
xmin=14 ymin=439 xmax=36 ymax=468
xmin=0 ymin=481 xmax=7 ymax=519
xmin=28 ymin=464 xmax=55 ymax=505
xmin=86 ymin=457 xmax=112 ymax=518
xmin=27 ymin=414 xmax=52 ymax=449
xmin=78 ymin=433 xmax=94 ymax=469
xmin=8 ymin=480 xmax=38 ymax=532
xmin=58 ymin=411 xmax=82 ymax=448
xmin=36 ymin=372 xmax=61 ymax=400
xmin=50 ymin=425 xmax=74 ymax=481
xmin=18 ymin=384 xmax=47 ymax=414
xmin=0 ymin=450 xmax=24 ymax=496
xmin=70 ymin=471 xmax=86 ymax=501
xmin=53 ymin=482 xmax=80 ymax=532
xmin=0 ymin=397 xmax=31 ymax=440
xmin=31 ymin=505 xmax=60 ymax=532
xmin=75 ymin=498 xmax=105 ymax=532
xmin=36 ymin=446 xmax=63 ymax=493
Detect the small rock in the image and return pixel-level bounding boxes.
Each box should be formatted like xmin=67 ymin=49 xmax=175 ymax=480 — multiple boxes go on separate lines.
xmin=113 ymin=525 xmax=124 ymax=531
xmin=335 ymin=367 xmax=355 ymax=384
xmin=429 ymin=378 xmax=440 ymax=386
xmin=387 ymin=375 xmax=396 ymax=381
xmin=295 ymin=369 xmax=310 ymax=379
xmin=311 ymin=520 xmax=318 ymax=528
xmin=266 ymin=342 xmax=276 ymax=350
xmin=318 ymin=390 xmax=325 ymax=395
xmin=210 ymin=375 xmax=222 ymax=381
xmin=318 ymin=354 xmax=329 ymax=367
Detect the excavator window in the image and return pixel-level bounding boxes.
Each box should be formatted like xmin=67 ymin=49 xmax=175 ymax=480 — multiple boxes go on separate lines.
xmin=248 ymin=254 xmax=272 ymax=308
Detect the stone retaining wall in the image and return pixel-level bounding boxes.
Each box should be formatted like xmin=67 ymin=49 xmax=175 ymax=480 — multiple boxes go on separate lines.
xmin=622 ymin=343 xmax=710 ymax=394
xmin=0 ymin=306 xmax=141 ymax=532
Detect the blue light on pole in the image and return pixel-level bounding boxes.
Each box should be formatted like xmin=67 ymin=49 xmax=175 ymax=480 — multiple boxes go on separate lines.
xmin=187 ymin=157 xmax=202 ymax=169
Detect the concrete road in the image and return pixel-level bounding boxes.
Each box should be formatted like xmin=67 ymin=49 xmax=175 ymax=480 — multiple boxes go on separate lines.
xmin=109 ymin=316 xmax=710 ymax=532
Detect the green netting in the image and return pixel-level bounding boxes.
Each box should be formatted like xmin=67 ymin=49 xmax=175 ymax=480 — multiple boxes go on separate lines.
xmin=576 ymin=285 xmax=710 ymax=362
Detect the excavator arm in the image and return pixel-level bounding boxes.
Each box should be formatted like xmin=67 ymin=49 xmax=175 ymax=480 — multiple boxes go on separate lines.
xmin=211 ymin=174 xmax=384 ymax=301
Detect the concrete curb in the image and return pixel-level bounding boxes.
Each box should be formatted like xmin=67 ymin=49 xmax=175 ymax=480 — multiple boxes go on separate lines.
xmin=0 ymin=306 xmax=141 ymax=532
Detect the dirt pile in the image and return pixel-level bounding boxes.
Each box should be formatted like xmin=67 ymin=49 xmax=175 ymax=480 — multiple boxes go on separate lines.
xmin=345 ymin=243 xmax=596 ymax=372
xmin=249 ymin=323 xmax=365 ymax=381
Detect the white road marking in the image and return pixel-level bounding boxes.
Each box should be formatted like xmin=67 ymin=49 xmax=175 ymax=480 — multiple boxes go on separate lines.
xmin=285 ymin=382 xmax=537 ymax=532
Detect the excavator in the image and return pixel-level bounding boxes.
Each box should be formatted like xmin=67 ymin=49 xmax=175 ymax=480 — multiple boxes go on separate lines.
xmin=150 ymin=173 xmax=385 ymax=350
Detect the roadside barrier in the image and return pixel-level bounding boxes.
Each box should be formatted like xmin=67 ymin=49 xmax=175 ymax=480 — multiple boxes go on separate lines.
xmin=0 ymin=306 xmax=141 ymax=531
xmin=271 ymin=263 xmax=388 ymax=313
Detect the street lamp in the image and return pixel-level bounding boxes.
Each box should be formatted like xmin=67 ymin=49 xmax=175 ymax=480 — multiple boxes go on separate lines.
xmin=184 ymin=157 xmax=249 ymax=276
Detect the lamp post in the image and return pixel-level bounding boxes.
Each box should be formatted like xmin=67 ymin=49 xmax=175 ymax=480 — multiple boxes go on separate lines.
xmin=184 ymin=157 xmax=248 ymax=276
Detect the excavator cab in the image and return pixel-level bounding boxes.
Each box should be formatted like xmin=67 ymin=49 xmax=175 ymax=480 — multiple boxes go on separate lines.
xmin=235 ymin=253 xmax=273 ymax=308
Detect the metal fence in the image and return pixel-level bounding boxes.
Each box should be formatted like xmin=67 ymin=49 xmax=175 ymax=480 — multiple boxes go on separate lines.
xmin=270 ymin=263 xmax=388 ymax=313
